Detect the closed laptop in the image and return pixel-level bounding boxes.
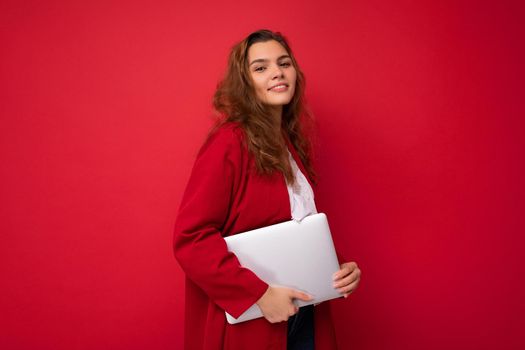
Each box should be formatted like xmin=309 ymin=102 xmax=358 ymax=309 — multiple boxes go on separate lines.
xmin=224 ymin=213 xmax=341 ymax=324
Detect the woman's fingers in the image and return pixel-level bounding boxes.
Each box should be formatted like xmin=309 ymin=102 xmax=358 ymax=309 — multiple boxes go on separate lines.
xmin=332 ymin=267 xmax=348 ymax=280
xmin=332 ymin=262 xmax=361 ymax=296
xmin=258 ymin=286 xmax=312 ymax=323
xmin=333 ymin=262 xmax=359 ymax=281
xmin=288 ymin=305 xmax=299 ymax=317
xmin=332 ymin=262 xmax=356 ymax=280
xmin=290 ymin=289 xmax=313 ymax=302
xmin=338 ymin=279 xmax=359 ymax=295
xmin=333 ymin=269 xmax=358 ymax=288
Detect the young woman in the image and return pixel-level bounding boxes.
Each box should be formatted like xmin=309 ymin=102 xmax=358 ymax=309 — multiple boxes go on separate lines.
xmin=173 ymin=29 xmax=361 ymax=350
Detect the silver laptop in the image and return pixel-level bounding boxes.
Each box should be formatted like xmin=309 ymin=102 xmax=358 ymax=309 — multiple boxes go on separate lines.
xmin=223 ymin=213 xmax=342 ymax=324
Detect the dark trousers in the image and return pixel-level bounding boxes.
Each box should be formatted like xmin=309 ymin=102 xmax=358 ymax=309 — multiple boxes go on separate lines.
xmin=287 ymin=304 xmax=314 ymax=350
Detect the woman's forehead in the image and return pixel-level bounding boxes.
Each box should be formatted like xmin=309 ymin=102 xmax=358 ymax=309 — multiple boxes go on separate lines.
xmin=248 ymin=40 xmax=288 ymax=61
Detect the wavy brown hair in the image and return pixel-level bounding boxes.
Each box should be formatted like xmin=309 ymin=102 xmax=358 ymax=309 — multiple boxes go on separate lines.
xmin=212 ymin=29 xmax=317 ymax=185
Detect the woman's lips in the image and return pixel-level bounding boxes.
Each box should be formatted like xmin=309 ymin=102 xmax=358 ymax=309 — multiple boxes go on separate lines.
xmin=268 ymin=84 xmax=288 ymax=92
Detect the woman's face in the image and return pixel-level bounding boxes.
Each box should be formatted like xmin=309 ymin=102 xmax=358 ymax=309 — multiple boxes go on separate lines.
xmin=247 ymin=40 xmax=297 ymax=115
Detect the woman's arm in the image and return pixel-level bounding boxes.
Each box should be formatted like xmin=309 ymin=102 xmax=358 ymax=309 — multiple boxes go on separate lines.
xmin=173 ymin=126 xmax=268 ymax=319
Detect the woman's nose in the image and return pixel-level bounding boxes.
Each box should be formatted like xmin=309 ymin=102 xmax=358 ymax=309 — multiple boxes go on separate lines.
xmin=271 ymin=64 xmax=284 ymax=78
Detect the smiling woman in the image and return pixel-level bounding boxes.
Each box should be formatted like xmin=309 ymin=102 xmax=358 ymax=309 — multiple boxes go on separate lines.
xmin=248 ymin=41 xmax=297 ymax=117
xmin=173 ymin=29 xmax=361 ymax=350
xmin=211 ymin=29 xmax=316 ymax=185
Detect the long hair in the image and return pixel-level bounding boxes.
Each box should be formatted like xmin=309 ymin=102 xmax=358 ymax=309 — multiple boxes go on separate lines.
xmin=212 ymin=29 xmax=317 ymax=184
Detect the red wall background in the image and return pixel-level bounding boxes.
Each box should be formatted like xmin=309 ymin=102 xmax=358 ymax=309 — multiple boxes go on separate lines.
xmin=1 ymin=1 xmax=524 ymax=349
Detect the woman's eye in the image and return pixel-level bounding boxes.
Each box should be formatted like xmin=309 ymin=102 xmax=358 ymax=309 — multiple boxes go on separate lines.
xmin=254 ymin=62 xmax=290 ymax=72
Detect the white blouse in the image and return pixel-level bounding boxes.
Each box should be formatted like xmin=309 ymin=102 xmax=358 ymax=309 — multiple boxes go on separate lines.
xmin=286 ymin=149 xmax=322 ymax=306
xmin=286 ymin=149 xmax=318 ymax=222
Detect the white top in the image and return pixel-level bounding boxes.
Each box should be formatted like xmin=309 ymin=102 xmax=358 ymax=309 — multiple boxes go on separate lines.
xmin=286 ymin=149 xmax=323 ymax=306
xmin=286 ymin=149 xmax=318 ymax=222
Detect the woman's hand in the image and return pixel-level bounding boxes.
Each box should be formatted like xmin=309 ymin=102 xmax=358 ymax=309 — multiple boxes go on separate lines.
xmin=255 ymin=286 xmax=313 ymax=323
xmin=333 ymin=262 xmax=361 ymax=298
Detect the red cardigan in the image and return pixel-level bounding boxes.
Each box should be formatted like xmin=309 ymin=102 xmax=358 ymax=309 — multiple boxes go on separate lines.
xmin=173 ymin=123 xmax=339 ymax=350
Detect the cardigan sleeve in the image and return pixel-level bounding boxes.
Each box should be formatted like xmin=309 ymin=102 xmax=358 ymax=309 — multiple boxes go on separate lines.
xmin=173 ymin=126 xmax=269 ymax=319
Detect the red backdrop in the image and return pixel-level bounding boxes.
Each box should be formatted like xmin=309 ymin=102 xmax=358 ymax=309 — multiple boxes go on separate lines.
xmin=1 ymin=1 xmax=524 ymax=349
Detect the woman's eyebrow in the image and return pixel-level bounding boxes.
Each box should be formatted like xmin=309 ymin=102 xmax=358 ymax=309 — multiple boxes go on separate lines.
xmin=249 ymin=54 xmax=291 ymax=66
